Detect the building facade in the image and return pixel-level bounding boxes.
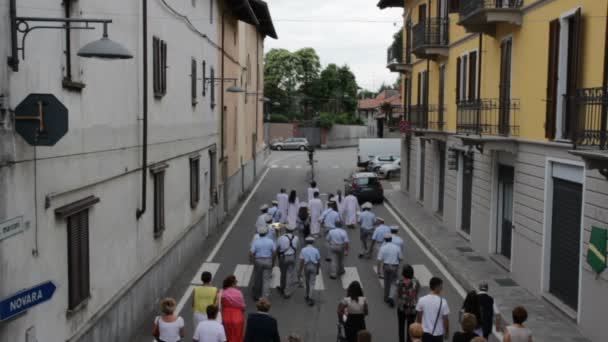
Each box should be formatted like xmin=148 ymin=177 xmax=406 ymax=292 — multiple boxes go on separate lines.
xmin=0 ymin=0 xmax=275 ymax=341
xmin=379 ymin=0 xmax=608 ymax=341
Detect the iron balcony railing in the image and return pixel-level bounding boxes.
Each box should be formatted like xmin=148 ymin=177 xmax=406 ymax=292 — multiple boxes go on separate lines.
xmin=412 ymin=17 xmax=449 ymax=50
xmin=456 ymin=98 xmax=520 ymax=136
xmin=387 ymin=46 xmax=410 ymax=65
xmin=574 ymin=86 xmax=608 ymax=149
xmin=408 ymin=104 xmax=445 ymax=131
xmin=460 ymin=0 xmax=524 ymax=19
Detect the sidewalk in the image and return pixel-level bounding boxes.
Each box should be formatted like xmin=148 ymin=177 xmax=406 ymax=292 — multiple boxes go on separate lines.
xmin=384 ymin=189 xmax=590 ymax=342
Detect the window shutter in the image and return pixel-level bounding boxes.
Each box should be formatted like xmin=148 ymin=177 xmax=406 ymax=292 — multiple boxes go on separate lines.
xmin=161 ymin=41 xmax=167 ymax=94
xmin=419 ymin=4 xmax=427 ymax=23
xmin=153 ymin=37 xmax=159 ymax=95
xmin=202 ymin=61 xmax=206 ymax=97
xmin=67 ymin=210 xmax=90 ymax=310
xmin=468 ymin=51 xmax=477 ymax=101
xmin=192 ymin=59 xmax=197 ymax=105
xmin=449 ymin=0 xmax=460 ymax=13
xmin=546 ymin=19 xmax=560 ymax=139
xmin=417 ymin=72 xmax=422 ymax=105
xmin=456 ymin=56 xmax=461 ymax=103
xmin=210 ymin=68 xmax=216 ymax=109
xmin=567 ymin=9 xmax=583 ymax=140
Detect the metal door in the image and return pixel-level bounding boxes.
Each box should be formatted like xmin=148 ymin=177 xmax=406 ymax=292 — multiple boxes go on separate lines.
xmin=550 ymin=178 xmax=582 ymax=310
xmin=497 ymin=165 xmax=514 ymax=259
xmin=461 ymin=153 xmax=473 ymax=234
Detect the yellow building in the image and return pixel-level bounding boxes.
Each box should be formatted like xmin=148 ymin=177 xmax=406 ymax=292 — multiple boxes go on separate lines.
xmin=217 ymin=0 xmax=276 ymax=212
xmin=381 ymin=1 xmax=608 ymax=340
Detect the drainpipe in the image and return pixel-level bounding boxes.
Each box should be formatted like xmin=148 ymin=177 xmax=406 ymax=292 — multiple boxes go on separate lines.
xmin=477 ymin=33 xmax=482 ymax=99
xmin=136 ymin=0 xmax=148 ymax=219
xmin=220 ymin=9 xmax=228 ymax=212
xmin=254 ymin=32 xmax=259 ymax=176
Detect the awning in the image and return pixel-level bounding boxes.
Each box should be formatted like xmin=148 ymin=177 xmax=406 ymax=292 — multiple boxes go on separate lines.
xmin=225 ymin=0 xmax=259 ymax=26
xmin=249 ymin=0 xmax=278 ymax=39
xmin=377 ymin=0 xmax=405 ymax=9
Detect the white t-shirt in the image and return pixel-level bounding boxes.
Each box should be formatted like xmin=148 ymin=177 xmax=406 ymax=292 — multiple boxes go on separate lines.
xmin=155 ymin=316 xmax=185 ymax=342
xmin=193 ymin=320 xmax=227 ymax=342
xmin=415 ymin=294 xmax=450 ymax=336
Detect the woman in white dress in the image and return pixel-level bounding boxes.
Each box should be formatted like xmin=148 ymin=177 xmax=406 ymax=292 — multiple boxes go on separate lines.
xmin=287 ymin=190 xmax=300 ymax=227
xmin=153 ymin=298 xmax=185 ymax=342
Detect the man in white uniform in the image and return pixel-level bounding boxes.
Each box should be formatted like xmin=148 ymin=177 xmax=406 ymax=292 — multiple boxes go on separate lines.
xmin=277 ymin=188 xmax=289 ymax=224
xmin=342 ymin=193 xmax=360 ymax=229
xmin=268 ymin=200 xmax=282 ymax=223
xmin=307 ymin=181 xmax=320 ymax=203
xmin=277 ymin=224 xmax=299 ymax=298
xmin=309 ymin=191 xmax=323 ymax=237
xmin=256 ymin=204 xmax=270 ymax=230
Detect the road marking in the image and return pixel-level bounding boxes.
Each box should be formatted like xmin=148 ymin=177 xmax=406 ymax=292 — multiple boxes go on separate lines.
xmin=173 ymin=168 xmax=270 ymax=316
xmin=282 ymin=165 xmax=290 ymax=169
xmin=332 ymin=165 xmax=340 ymax=169
xmin=412 ymin=264 xmax=433 ymax=288
xmin=372 ymin=266 xmax=385 ymax=287
xmin=271 ymin=165 xmax=279 ymax=168
xmin=390 ymin=182 xmax=400 ymax=190
xmin=271 ymin=266 xmax=281 ymax=288
xmin=340 ymin=267 xmax=361 ymax=289
xmin=234 ymin=264 xmax=254 ymax=287
xmin=191 ymin=263 xmax=220 ymax=286
xmin=295 ymin=165 xmax=302 ymax=169
xmin=314 ymin=273 xmax=325 ymax=290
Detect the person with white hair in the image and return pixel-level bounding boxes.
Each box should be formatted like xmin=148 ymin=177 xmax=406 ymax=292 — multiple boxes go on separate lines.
xmin=358 ymin=202 xmax=377 ymax=259
xmin=342 ymin=192 xmax=360 ymax=229
xmin=250 ymin=225 xmax=277 ymax=300
xmin=277 ymin=224 xmax=299 ymax=298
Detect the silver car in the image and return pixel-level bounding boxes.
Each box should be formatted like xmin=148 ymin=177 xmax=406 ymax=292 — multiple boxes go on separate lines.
xmin=367 ymin=155 xmax=397 ymax=172
xmin=271 ymin=137 xmax=310 ymax=151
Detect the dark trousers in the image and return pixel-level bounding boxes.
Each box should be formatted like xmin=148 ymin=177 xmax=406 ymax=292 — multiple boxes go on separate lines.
xmin=397 ymin=310 xmax=417 ymax=342
xmin=422 ymin=333 xmax=443 ymax=342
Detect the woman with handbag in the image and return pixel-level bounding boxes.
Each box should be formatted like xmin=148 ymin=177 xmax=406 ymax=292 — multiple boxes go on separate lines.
xmin=338 ymin=281 xmax=368 ymax=342
xmin=221 ymin=275 xmax=246 ymax=342
xmin=152 ymin=298 xmax=185 ymax=342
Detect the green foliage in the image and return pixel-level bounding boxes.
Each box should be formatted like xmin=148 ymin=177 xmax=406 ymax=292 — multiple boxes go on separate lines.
xmin=315 ymin=112 xmax=364 ymax=129
xmin=267 ymin=113 xmax=290 ymax=123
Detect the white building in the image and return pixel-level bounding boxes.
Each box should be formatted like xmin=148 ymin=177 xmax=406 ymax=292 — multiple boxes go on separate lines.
xmin=0 ymin=0 xmax=232 ymax=341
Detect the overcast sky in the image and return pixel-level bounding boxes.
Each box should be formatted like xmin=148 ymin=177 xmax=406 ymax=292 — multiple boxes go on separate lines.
xmin=264 ymin=0 xmax=404 ymax=92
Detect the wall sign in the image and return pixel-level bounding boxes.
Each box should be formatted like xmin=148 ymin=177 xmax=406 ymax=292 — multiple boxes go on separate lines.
xmin=0 ymin=281 xmax=56 ymax=321
xmin=15 ymin=94 xmax=68 ymax=146
xmin=0 ymin=216 xmax=24 ymax=242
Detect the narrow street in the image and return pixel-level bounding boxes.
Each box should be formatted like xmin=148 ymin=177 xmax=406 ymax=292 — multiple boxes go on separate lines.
xmin=134 ymin=148 xmax=496 ymax=342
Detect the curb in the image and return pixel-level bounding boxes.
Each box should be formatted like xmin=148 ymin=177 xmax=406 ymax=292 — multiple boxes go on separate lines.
xmin=383 ymin=194 xmax=479 ymax=294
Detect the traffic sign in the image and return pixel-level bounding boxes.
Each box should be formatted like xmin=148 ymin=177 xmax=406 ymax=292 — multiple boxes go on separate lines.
xmin=15 ymin=94 xmax=69 ymax=146
xmin=0 ymin=281 xmax=56 ymax=321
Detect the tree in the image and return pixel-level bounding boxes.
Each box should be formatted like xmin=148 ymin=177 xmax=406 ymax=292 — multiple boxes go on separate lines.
xmin=390 ymin=27 xmax=404 ymax=63
xmin=293 ymin=48 xmax=321 ymax=119
xmin=264 ymin=49 xmax=300 ymax=116
xmin=358 ymin=89 xmax=376 ymax=99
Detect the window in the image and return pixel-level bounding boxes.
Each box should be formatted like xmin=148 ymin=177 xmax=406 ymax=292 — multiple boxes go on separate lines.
xmin=66 ymin=210 xmax=90 ymax=310
xmin=210 ymin=67 xmax=216 ymax=109
xmin=456 ymin=51 xmax=479 ymax=102
xmin=151 ymin=164 xmax=168 ymax=237
xmin=191 ymin=59 xmax=198 ymax=106
xmin=202 ymin=61 xmax=206 ymax=97
xmin=190 ymin=155 xmax=201 ymax=208
xmin=209 ymin=148 xmax=218 ymax=205
xmin=153 ymin=37 xmax=167 ymax=98
xmin=192 ymin=0 xmax=196 ymax=6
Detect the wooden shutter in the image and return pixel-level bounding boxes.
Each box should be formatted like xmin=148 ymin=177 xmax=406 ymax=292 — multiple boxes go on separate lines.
xmin=546 ymin=19 xmax=560 ymax=139
xmin=417 ymin=71 xmax=422 ymax=106
xmin=449 ymin=0 xmax=460 ymax=13
xmin=190 ymin=158 xmax=200 ymax=208
xmin=210 ymin=67 xmax=216 ymax=109
xmin=161 ymin=41 xmax=167 ymax=94
xmin=154 ymin=171 xmax=165 ymax=237
xmin=202 ymin=61 xmax=206 ymax=97
xmin=67 ymin=210 xmax=90 ymax=310
xmin=456 ymin=56 xmax=461 ymax=103
xmin=191 ymin=59 xmax=197 ymax=105
xmin=567 ymin=9 xmax=583 ymax=140
xmin=468 ymin=51 xmax=478 ymax=100
xmin=153 ymin=37 xmax=159 ymax=95
xmin=419 ymin=4 xmax=427 ymax=23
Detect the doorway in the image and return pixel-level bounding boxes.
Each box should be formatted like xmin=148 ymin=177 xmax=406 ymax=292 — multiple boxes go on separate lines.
xmin=496 ymin=164 xmax=514 ymax=259
xmin=435 ymin=142 xmax=446 ymax=215
xmin=460 ymin=152 xmax=473 ymax=234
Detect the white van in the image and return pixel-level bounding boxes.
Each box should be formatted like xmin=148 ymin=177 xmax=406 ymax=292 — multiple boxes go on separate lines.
xmin=357 ymin=138 xmax=400 ymax=168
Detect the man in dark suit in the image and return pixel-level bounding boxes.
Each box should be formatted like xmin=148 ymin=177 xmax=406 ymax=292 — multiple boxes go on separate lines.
xmin=244 ymin=298 xmax=281 ymax=342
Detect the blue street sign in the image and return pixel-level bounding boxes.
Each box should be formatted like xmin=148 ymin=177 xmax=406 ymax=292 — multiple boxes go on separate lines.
xmin=0 ymin=281 xmax=56 ymax=321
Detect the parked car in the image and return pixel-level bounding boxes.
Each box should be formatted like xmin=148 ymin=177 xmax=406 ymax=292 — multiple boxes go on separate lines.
xmin=367 ymin=155 xmax=397 ymax=172
xmin=270 ymin=137 xmax=309 ymax=151
xmin=344 ymin=172 xmax=384 ymax=204
xmin=377 ymin=158 xmax=401 ymax=179
xmin=357 ymin=138 xmax=400 ymax=168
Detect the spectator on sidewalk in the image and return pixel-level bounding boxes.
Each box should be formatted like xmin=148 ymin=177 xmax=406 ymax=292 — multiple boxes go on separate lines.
xmin=221 ymin=276 xmax=246 ymax=342
xmin=357 ymin=330 xmax=372 ymax=342
xmin=503 ymin=306 xmax=533 ymax=342
xmin=244 ymin=298 xmax=281 ymax=342
xmin=193 ymin=305 xmax=226 ymax=342
xmin=338 ymin=281 xmax=369 ymax=342
xmin=477 ymin=282 xmax=503 ymax=339
xmin=152 ymin=298 xmax=185 ymax=342
xmin=460 ymin=291 xmax=482 ymax=336
xmin=395 ymin=265 xmax=421 ymax=342
xmin=452 ymin=313 xmax=478 ymax=342
xmin=192 ymin=271 xmax=220 ymax=327
xmin=409 ymin=323 xmax=424 ymax=342
xmin=416 ymin=277 xmax=450 ymax=342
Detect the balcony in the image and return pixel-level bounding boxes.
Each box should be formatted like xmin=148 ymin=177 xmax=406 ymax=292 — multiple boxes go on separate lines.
xmin=412 ymin=18 xmax=449 ymax=59
xmin=457 ymin=98 xmax=519 ymax=136
xmin=573 ymin=86 xmax=608 ymax=149
xmin=409 ymin=104 xmax=445 ymax=131
xmin=458 ymin=0 xmax=523 ymax=36
xmin=386 ymin=46 xmax=412 ymax=74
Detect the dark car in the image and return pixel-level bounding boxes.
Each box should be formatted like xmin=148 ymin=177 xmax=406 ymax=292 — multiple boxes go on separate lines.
xmin=344 ymin=172 xmax=384 ymax=204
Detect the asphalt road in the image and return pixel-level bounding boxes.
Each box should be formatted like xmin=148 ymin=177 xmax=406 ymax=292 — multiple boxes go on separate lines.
xmin=134 ymin=148 xmax=496 ymax=342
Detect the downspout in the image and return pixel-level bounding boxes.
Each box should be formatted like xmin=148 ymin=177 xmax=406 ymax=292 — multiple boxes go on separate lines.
xmin=477 ymin=33 xmax=482 ymax=99
xmin=221 ymin=9 xmax=228 ymax=212
xmin=136 ymin=0 xmax=148 ymax=219
xmin=254 ymin=31 xmax=260 ymax=176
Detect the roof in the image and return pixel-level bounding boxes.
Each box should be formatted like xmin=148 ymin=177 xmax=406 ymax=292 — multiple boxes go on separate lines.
xmin=249 ymin=0 xmax=278 ymax=39
xmin=225 ymin=0 xmax=259 ymax=26
xmin=377 ymin=0 xmax=404 ymax=9
xmin=357 ymin=90 xmax=402 ymax=110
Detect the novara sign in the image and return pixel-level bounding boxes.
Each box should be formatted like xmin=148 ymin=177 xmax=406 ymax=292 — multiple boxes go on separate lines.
xmin=0 ymin=281 xmax=56 ymax=321
xmin=9 ymin=290 xmax=44 ymax=312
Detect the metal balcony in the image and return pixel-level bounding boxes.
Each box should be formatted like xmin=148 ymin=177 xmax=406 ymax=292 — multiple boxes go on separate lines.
xmin=386 ymin=46 xmax=412 ymax=74
xmin=456 ymin=98 xmax=520 ymax=136
xmin=408 ymin=104 xmax=445 ymax=131
xmin=574 ymin=86 xmax=608 ymax=149
xmin=412 ymin=18 xmax=449 ymax=59
xmin=458 ymin=0 xmax=523 ymax=35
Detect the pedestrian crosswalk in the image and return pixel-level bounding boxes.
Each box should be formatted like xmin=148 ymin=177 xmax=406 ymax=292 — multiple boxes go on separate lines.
xmin=270 ymin=164 xmax=343 ymax=169
xmin=197 ymin=262 xmax=432 ymax=291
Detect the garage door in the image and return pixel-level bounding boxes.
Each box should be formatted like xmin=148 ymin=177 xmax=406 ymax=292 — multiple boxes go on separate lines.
xmin=549 ymin=177 xmax=582 ymax=310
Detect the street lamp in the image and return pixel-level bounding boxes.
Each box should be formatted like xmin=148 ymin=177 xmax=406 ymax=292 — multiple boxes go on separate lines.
xmin=77 ymin=23 xmax=133 ymax=59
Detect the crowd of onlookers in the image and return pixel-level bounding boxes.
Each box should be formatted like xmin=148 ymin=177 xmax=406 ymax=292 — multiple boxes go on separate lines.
xmin=151 ymin=268 xmax=533 ymax=342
